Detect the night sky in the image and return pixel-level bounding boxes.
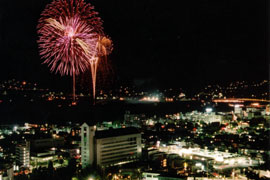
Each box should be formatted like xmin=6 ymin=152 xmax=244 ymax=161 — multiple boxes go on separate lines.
xmin=0 ymin=0 xmax=268 ymax=90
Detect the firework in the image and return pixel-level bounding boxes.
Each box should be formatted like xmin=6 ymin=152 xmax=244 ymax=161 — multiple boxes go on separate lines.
xmin=90 ymin=35 xmax=113 ymax=102
xmin=96 ymin=35 xmax=113 ymax=57
xmin=37 ymin=0 xmax=103 ymax=102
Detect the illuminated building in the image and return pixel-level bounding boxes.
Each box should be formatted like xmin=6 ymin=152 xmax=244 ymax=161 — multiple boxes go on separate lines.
xmin=81 ymin=123 xmax=142 ymax=168
xmin=31 ymin=150 xmax=57 ymax=168
xmin=141 ymin=172 xmax=159 ymax=180
xmin=81 ymin=123 xmax=96 ymax=168
xmin=234 ymin=105 xmax=243 ymax=114
xmin=16 ymin=141 xmax=30 ymax=168
xmin=204 ymin=114 xmax=222 ymax=124
xmin=95 ymin=127 xmax=141 ymax=167
xmin=266 ymin=104 xmax=270 ymax=116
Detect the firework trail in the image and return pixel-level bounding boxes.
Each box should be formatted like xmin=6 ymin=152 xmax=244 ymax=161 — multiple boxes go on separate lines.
xmin=37 ymin=0 xmax=103 ymax=103
xmin=90 ymin=35 xmax=113 ymax=102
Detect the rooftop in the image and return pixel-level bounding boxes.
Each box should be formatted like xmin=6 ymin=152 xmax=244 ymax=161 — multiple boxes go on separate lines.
xmin=95 ymin=127 xmax=140 ymax=139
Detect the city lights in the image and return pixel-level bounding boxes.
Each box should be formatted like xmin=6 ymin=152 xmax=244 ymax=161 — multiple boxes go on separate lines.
xmin=0 ymin=0 xmax=268 ymax=179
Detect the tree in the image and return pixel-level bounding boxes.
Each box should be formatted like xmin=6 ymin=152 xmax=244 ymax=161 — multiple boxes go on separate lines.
xmin=48 ymin=160 xmax=54 ymax=170
xmin=59 ymin=157 xmax=64 ymax=167
xmin=68 ymin=158 xmax=77 ymax=175
xmin=78 ymin=165 xmax=102 ymax=180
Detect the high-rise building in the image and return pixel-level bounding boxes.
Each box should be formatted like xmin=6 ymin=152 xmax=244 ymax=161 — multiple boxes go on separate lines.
xmin=81 ymin=123 xmax=142 ymax=168
xmin=16 ymin=141 xmax=30 ymax=168
xmin=81 ymin=123 xmax=96 ymax=168
xmin=95 ymin=127 xmax=141 ymax=167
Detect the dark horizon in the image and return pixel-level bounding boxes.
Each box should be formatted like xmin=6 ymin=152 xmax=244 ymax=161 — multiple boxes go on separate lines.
xmin=0 ymin=0 xmax=268 ymax=90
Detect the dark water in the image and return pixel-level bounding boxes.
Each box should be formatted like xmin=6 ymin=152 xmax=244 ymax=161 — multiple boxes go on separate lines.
xmin=0 ymin=96 xmax=233 ymax=125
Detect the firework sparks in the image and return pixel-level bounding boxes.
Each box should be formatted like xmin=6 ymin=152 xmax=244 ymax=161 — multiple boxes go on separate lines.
xmin=90 ymin=35 xmax=113 ymax=102
xmin=37 ymin=0 xmax=103 ymax=102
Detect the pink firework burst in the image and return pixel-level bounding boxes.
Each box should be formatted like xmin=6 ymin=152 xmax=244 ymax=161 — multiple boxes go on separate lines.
xmin=37 ymin=0 xmax=103 ymax=102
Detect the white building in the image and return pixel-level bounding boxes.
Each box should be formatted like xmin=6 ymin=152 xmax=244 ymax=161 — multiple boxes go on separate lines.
xmin=95 ymin=127 xmax=141 ymax=167
xmin=234 ymin=106 xmax=242 ymax=114
xmin=141 ymin=172 xmax=159 ymax=180
xmin=81 ymin=123 xmax=96 ymax=168
xmin=16 ymin=141 xmax=30 ymax=168
xmin=204 ymin=114 xmax=222 ymax=124
xmin=81 ymin=123 xmax=142 ymax=168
